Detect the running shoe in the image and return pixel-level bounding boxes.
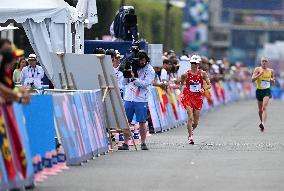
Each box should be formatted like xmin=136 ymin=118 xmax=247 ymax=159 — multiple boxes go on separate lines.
xmin=141 ymin=143 xmax=149 ymax=150
xmin=118 ymin=143 xmax=129 ymax=150
xmin=188 ymin=136 xmax=194 ymax=145
xmin=259 ymin=123 xmax=264 ymax=132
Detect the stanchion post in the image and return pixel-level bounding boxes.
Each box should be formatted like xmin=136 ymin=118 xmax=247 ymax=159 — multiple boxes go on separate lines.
xmin=98 ymin=74 xmax=114 ymax=150
xmin=56 ymin=52 xmax=74 ymax=90
xmin=59 ymin=73 xmax=64 ymax=89
xmin=70 ymin=72 xmax=77 ymax=90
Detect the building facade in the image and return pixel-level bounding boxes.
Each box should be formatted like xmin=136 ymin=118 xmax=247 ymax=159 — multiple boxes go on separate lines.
xmin=209 ymin=0 xmax=284 ymax=66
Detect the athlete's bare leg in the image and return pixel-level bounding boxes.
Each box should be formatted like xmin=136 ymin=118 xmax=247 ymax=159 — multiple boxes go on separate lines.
xmin=186 ymin=106 xmax=194 ymax=137
xmin=262 ymin=96 xmax=270 ymax=127
xmin=192 ymin=109 xmax=201 ymax=131
xmin=257 ymin=101 xmax=263 ymax=123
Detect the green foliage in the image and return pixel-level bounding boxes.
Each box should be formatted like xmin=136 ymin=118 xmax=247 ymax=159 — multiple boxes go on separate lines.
xmin=88 ymin=0 xmax=182 ymax=53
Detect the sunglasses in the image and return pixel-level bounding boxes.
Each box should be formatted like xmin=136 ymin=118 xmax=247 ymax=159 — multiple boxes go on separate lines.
xmin=191 ymin=62 xmax=199 ymax=65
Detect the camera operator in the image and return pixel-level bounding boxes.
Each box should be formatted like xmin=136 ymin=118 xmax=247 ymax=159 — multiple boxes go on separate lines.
xmin=118 ymin=51 xmax=155 ymax=151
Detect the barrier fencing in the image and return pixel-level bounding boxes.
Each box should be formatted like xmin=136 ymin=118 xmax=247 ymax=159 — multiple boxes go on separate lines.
xmin=0 ymin=89 xmax=109 ymax=190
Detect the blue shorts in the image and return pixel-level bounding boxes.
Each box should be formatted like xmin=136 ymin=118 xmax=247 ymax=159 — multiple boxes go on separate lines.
xmin=124 ymin=101 xmax=148 ymax=123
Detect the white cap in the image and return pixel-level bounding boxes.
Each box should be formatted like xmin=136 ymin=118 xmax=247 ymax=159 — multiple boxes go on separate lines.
xmin=28 ymin=54 xmax=37 ymax=60
xmin=189 ymin=55 xmax=201 ymax=64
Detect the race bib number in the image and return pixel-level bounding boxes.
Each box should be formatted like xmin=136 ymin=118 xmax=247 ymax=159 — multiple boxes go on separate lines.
xmin=261 ymin=80 xmax=270 ymax=89
xmin=190 ymin=84 xmax=201 ymax=93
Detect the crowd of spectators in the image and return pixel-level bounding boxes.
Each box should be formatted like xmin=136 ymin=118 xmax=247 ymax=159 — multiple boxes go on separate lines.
xmin=154 ymin=50 xmax=252 ymax=82
xmin=0 ymin=39 xmax=46 ymax=92
xmin=2 ymin=38 xmax=284 ymax=104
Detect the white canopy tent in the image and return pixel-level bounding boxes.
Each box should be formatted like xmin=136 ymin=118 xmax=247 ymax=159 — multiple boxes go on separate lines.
xmin=76 ymin=0 xmax=98 ymax=29
xmin=0 ymin=0 xmax=98 ymax=87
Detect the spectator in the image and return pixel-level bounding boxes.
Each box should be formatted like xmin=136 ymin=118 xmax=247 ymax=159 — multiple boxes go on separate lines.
xmin=153 ymin=66 xmax=167 ymax=89
xmin=154 ymin=66 xmax=161 ymax=80
xmin=161 ymin=59 xmax=171 ymax=82
xmin=106 ymin=49 xmax=124 ymax=97
xmin=153 ymin=66 xmax=161 ymax=84
xmin=20 ymin=54 xmax=44 ymax=89
xmin=162 ymin=51 xmax=169 ymax=60
xmin=13 ymin=58 xmax=27 ymax=85
xmin=119 ymin=51 xmax=155 ymax=151
xmin=178 ymin=55 xmax=191 ymax=77
xmin=201 ymin=56 xmax=209 ymax=71
xmin=169 ymin=59 xmax=180 ymax=80
xmin=167 ymin=50 xmax=176 ymax=58
xmin=201 ymin=56 xmax=214 ymax=106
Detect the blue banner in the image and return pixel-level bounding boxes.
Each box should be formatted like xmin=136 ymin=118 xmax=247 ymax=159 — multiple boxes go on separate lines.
xmin=22 ymin=95 xmax=55 ymax=158
xmin=90 ymin=91 xmax=109 ymax=153
xmin=53 ymin=95 xmax=83 ymax=165
xmin=72 ymin=94 xmax=93 ymax=160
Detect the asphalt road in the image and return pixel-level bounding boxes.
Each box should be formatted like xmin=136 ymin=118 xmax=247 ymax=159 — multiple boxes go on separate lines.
xmin=33 ymin=100 xmax=284 ymax=191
